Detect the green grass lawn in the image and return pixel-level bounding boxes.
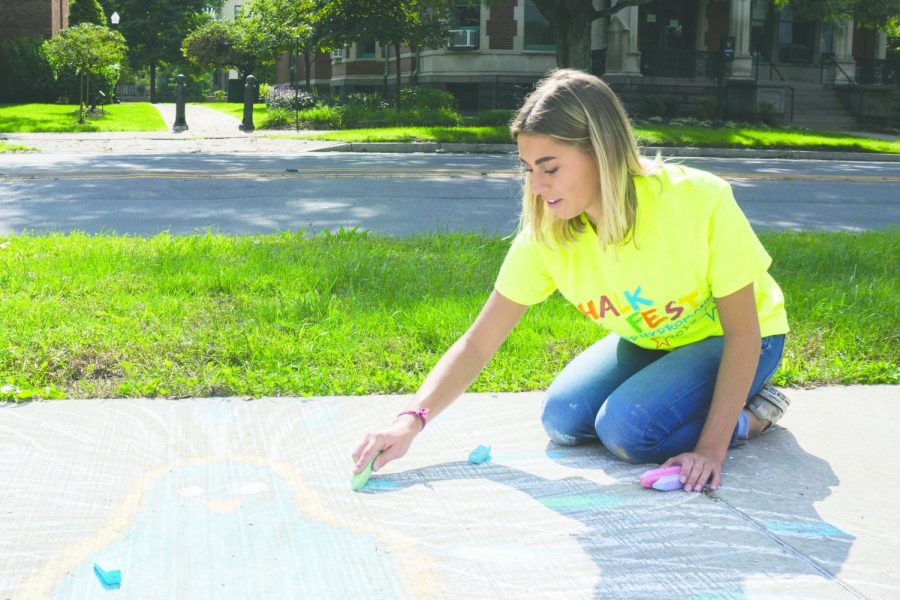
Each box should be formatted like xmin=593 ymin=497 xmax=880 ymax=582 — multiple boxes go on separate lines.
xmin=0 ymin=103 xmax=166 ymax=133
xmin=281 ymin=124 xmax=900 ymax=154
xmin=0 ymin=141 xmax=35 ymax=153
xmin=197 ymin=102 xmax=265 ymax=120
xmin=0 ymin=229 xmax=895 ymax=400
xmin=634 ymin=126 xmax=900 ymax=154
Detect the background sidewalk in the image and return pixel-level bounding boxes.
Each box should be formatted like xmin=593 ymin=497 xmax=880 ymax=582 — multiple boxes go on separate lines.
xmin=1 ymin=385 xmax=897 ymax=598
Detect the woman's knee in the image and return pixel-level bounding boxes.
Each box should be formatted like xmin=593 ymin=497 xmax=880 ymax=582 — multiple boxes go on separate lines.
xmin=595 ymin=399 xmax=661 ymax=463
xmin=540 ymin=392 xmax=591 ymax=446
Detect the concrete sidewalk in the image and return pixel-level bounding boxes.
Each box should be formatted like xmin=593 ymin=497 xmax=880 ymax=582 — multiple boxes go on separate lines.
xmin=1 ymin=385 xmax=897 ymax=598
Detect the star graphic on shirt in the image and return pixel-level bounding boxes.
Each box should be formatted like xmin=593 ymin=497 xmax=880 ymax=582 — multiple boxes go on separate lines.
xmin=651 ymin=337 xmax=671 ymax=349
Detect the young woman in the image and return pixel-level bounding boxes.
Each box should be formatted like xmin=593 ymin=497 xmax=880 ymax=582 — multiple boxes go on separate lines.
xmin=353 ymin=69 xmax=790 ymax=493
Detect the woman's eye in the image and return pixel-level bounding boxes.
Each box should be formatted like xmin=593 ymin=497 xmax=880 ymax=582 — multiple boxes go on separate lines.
xmin=545 ymin=168 xmax=558 ymax=175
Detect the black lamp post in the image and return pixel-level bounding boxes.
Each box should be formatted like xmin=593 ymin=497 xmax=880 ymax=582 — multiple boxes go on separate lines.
xmin=294 ymin=35 xmax=301 ymax=132
xmin=110 ymin=12 xmax=121 ymax=103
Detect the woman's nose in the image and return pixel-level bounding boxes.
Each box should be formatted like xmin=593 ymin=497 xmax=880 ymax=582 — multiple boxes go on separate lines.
xmin=531 ymin=173 xmax=547 ymax=195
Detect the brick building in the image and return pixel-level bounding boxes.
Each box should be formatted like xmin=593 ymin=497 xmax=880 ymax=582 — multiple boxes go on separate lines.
xmin=280 ymin=0 xmax=896 ymax=128
xmin=0 ymin=0 xmax=69 ymax=41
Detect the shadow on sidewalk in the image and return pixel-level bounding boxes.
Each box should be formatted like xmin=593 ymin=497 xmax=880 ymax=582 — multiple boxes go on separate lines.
xmin=367 ymin=432 xmax=851 ymax=597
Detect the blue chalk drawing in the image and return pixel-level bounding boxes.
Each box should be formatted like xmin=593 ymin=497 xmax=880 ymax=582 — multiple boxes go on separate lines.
xmin=91 ymin=564 xmax=120 ymax=590
xmin=537 ymin=493 xmax=624 ymax=512
xmin=765 ymin=521 xmax=852 ymax=539
xmin=51 ymin=463 xmax=403 ymax=599
xmin=359 ymin=479 xmax=404 ymax=492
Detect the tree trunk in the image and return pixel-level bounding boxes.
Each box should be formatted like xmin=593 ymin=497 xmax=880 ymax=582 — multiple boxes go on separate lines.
xmin=535 ymin=0 xmax=596 ymax=72
xmin=565 ymin=7 xmax=593 ymax=72
xmin=303 ymin=49 xmax=312 ymax=91
xmin=149 ymin=62 xmax=157 ymax=103
xmin=394 ymin=42 xmax=402 ymax=111
xmin=78 ymin=70 xmax=86 ymax=124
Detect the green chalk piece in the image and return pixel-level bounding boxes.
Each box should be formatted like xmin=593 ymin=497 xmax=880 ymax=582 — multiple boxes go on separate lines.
xmin=93 ymin=563 xmax=121 ymax=590
xmin=352 ymin=452 xmax=381 ymax=491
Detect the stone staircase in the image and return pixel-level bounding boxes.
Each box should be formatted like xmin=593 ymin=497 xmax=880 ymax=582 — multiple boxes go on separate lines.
xmin=779 ymin=82 xmax=860 ymax=131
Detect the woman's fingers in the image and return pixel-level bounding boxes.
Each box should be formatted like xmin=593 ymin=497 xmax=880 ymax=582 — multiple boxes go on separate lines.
xmin=353 ymin=435 xmax=383 ymax=474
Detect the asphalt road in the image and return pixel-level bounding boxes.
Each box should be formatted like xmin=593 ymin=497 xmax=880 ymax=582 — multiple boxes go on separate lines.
xmin=1 ymin=152 xmax=898 ymax=235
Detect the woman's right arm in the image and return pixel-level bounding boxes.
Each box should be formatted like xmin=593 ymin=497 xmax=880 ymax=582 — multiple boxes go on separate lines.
xmin=352 ymin=290 xmax=527 ymax=474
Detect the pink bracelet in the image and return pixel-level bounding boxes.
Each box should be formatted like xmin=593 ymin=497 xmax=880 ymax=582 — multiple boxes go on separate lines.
xmin=397 ymin=407 xmax=429 ymax=430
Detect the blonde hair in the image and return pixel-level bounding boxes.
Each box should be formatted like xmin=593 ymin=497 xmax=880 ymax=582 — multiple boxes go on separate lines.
xmin=510 ymin=69 xmax=658 ymax=248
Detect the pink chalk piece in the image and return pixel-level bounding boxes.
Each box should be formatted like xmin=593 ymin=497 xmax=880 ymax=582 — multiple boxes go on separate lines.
xmin=639 ymin=466 xmax=682 ymax=488
xmin=651 ymin=473 xmax=684 ymax=491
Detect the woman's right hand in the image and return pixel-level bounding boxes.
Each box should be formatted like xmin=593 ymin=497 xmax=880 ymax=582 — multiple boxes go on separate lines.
xmin=352 ymin=416 xmax=421 ymax=475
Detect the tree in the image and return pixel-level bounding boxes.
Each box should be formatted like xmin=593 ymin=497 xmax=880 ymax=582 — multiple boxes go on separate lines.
xmin=773 ymin=0 xmax=900 ymax=29
xmin=241 ymin=0 xmax=331 ymax=91
xmin=182 ymin=20 xmax=258 ymax=79
xmin=107 ymin=0 xmax=219 ymax=102
xmin=328 ymin=0 xmax=450 ymax=106
xmin=42 ymin=23 xmax=126 ymax=122
xmin=69 ymin=0 xmax=106 ymax=26
xmin=521 ymin=0 xmax=654 ymax=72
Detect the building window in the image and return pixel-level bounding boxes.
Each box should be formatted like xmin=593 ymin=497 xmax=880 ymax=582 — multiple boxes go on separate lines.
xmin=234 ymin=5 xmax=243 ymax=20
xmin=449 ymin=0 xmax=480 ymax=50
xmin=357 ymin=37 xmax=376 ymax=59
xmin=820 ymin=24 xmax=834 ymax=56
xmin=750 ymin=0 xmax=771 ymax=59
xmin=524 ymin=0 xmax=555 ymax=51
xmin=777 ymin=5 xmax=814 ymax=63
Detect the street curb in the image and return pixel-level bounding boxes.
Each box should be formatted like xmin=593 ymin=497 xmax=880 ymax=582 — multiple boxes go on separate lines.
xmin=311 ymin=141 xmax=900 ymax=162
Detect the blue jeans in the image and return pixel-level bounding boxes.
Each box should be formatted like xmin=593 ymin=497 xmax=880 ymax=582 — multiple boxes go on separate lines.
xmin=540 ymin=334 xmax=786 ymax=464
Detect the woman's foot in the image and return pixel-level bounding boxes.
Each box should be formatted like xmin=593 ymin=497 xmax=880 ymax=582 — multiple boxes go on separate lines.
xmin=745 ymin=384 xmax=791 ymax=438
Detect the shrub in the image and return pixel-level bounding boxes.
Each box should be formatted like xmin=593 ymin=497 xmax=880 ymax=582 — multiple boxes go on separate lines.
xmin=697 ymin=97 xmax=718 ymax=121
xmin=341 ymin=91 xmax=389 ymax=110
xmin=0 ymin=37 xmax=63 ymax=102
xmin=399 ymin=86 xmax=456 ymax=110
xmin=259 ymin=105 xmax=342 ymax=130
xmin=297 ymin=105 xmax=341 ymax=129
xmin=383 ymin=107 xmax=463 ymax=127
xmin=635 ymin=95 xmax=678 ymax=118
xmin=757 ymin=101 xmax=780 ymax=127
xmin=669 ymin=116 xmax=712 ymax=128
xmin=468 ymin=109 xmax=514 ymax=126
xmin=266 ymin=84 xmax=316 ymax=111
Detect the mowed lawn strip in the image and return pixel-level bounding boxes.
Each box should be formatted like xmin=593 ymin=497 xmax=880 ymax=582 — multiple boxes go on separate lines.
xmin=0 ymin=103 xmax=166 ymax=133
xmin=280 ymin=124 xmax=900 ymax=154
xmin=0 ymin=141 xmax=35 ymax=152
xmin=196 ymin=102 xmax=265 ymax=120
xmin=0 ymin=229 xmax=896 ymax=400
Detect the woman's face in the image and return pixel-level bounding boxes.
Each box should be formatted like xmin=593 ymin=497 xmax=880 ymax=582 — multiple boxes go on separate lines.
xmin=517 ymin=133 xmax=601 ymax=225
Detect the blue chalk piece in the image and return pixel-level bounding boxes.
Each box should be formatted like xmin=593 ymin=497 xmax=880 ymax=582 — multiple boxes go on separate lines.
xmin=93 ymin=563 xmax=121 ymax=590
xmin=468 ymin=445 xmax=492 ymax=464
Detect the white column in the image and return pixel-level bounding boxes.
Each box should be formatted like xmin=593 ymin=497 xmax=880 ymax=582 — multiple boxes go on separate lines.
xmin=512 ymin=0 xmax=524 ymax=52
xmin=875 ymin=31 xmax=887 ymax=60
xmin=591 ymin=0 xmax=606 ymax=51
xmin=728 ymin=0 xmax=752 ymax=78
xmin=605 ymin=0 xmax=641 ymax=76
xmin=696 ymin=0 xmax=709 ymax=50
xmin=832 ymin=18 xmax=856 ymax=84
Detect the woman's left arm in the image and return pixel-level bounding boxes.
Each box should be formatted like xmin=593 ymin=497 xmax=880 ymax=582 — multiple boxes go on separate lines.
xmin=663 ymin=283 xmax=761 ymax=492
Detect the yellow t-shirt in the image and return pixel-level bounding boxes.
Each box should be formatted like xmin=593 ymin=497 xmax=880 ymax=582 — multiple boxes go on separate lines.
xmin=495 ymin=164 xmax=789 ymax=350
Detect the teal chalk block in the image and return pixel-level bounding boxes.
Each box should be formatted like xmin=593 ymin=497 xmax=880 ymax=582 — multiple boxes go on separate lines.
xmin=468 ymin=445 xmax=491 ymax=464
xmin=352 ymin=452 xmax=381 ymax=491
xmin=93 ymin=563 xmax=121 ymax=590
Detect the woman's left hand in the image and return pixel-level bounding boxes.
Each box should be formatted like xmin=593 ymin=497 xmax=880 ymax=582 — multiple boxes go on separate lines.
xmin=662 ymin=449 xmax=724 ymax=492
